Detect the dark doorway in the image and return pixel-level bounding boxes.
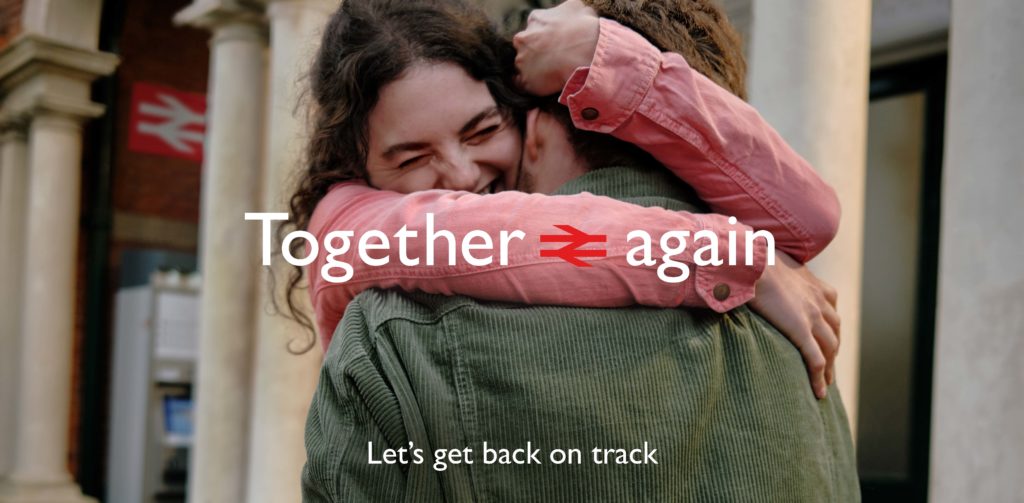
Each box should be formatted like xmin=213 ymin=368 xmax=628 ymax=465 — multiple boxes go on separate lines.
xmin=857 ymin=54 xmax=946 ymax=502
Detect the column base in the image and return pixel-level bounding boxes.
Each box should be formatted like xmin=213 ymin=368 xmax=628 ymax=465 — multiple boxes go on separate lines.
xmin=0 ymin=479 xmax=95 ymax=503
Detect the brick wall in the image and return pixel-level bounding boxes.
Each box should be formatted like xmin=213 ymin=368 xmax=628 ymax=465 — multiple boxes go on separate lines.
xmin=111 ymin=0 xmax=210 ymax=224
xmin=0 ymin=0 xmax=22 ymax=49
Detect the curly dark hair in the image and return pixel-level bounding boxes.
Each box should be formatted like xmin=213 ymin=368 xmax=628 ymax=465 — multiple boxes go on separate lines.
xmin=280 ymin=0 xmax=529 ymax=344
xmin=583 ymin=0 xmax=746 ymax=99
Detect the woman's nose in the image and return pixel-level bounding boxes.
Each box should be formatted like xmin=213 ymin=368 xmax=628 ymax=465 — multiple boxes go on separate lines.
xmin=437 ymin=155 xmax=481 ymax=192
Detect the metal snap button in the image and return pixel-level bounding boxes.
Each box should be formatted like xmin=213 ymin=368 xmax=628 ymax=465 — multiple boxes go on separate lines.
xmin=713 ymin=283 xmax=731 ymax=301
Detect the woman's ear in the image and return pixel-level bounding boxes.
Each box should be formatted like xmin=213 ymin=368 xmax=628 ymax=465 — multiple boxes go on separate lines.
xmin=524 ymin=108 xmax=543 ymax=162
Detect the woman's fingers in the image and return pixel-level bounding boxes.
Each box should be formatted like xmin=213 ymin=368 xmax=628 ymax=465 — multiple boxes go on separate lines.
xmin=812 ymin=316 xmax=838 ymax=386
xmin=817 ymin=283 xmax=840 ymax=386
xmin=792 ymin=328 xmax=828 ymax=400
xmin=822 ymin=282 xmax=838 ymax=308
xmin=822 ymin=304 xmax=839 ymax=386
xmin=822 ymin=299 xmax=841 ymax=341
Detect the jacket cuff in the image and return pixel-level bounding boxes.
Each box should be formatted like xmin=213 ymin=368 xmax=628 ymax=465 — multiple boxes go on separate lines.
xmin=558 ymin=18 xmax=661 ymax=133
xmin=692 ymin=215 xmax=768 ymax=312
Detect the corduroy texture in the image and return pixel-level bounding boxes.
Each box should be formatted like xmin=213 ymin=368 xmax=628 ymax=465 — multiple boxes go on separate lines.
xmin=302 ymin=166 xmax=859 ymax=502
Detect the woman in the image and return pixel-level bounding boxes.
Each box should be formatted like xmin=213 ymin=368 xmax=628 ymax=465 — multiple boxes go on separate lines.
xmin=287 ymin=0 xmax=840 ymax=397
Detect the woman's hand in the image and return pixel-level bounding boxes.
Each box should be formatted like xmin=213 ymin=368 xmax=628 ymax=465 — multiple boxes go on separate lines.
xmin=748 ymin=252 xmax=841 ymax=400
xmin=512 ymin=0 xmax=600 ymax=96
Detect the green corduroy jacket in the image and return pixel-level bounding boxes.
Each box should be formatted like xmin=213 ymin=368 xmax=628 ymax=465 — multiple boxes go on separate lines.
xmin=302 ymin=165 xmax=860 ymax=502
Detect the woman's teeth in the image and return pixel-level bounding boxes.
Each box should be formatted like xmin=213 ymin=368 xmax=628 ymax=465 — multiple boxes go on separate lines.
xmin=478 ymin=180 xmax=498 ymax=195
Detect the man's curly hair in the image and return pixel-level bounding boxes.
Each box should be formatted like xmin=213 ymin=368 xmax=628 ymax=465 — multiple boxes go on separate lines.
xmin=582 ymin=0 xmax=746 ymax=99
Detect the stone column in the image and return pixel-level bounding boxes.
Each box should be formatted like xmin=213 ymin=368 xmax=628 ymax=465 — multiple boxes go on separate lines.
xmin=1 ymin=112 xmax=94 ymax=503
xmin=929 ymin=0 xmax=1024 ymax=500
xmin=245 ymin=1 xmax=329 ymax=501
xmin=173 ymin=4 xmax=267 ymax=502
xmin=0 ymin=33 xmax=116 ymax=503
xmin=746 ymin=0 xmax=873 ymax=430
xmin=0 ymin=125 xmax=28 ymax=478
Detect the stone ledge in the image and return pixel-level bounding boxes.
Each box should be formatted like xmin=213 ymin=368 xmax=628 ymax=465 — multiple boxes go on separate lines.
xmin=0 ymin=33 xmax=119 ymax=93
xmin=175 ymin=0 xmax=268 ymax=31
xmin=113 ymin=211 xmax=200 ymax=251
xmin=0 ymin=34 xmax=117 ymax=124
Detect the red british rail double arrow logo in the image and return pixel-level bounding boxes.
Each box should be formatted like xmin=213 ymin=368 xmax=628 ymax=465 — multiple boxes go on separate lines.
xmin=539 ymin=225 xmax=608 ymax=267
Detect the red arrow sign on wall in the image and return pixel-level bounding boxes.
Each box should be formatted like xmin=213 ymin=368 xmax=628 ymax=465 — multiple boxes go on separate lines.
xmin=128 ymin=82 xmax=207 ymax=163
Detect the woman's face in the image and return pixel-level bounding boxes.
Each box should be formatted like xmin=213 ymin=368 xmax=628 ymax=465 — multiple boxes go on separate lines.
xmin=366 ymin=62 xmax=522 ymax=194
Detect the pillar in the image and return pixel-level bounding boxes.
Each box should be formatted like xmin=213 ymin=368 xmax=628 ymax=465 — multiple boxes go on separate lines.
xmin=0 ymin=125 xmax=28 ymax=478
xmin=0 ymin=32 xmax=116 ymax=503
xmin=173 ymin=3 xmax=267 ymax=502
xmin=929 ymin=0 xmax=1024 ymax=500
xmin=1 ymin=112 xmax=92 ymax=503
xmin=746 ymin=0 xmax=873 ymax=429
xmin=244 ymin=2 xmax=330 ymax=501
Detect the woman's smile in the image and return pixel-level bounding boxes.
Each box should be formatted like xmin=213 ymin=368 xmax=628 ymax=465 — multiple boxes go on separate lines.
xmin=365 ymin=62 xmax=523 ymax=194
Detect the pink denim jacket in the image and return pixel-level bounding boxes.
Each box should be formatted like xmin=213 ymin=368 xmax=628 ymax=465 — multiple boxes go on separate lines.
xmin=308 ymin=20 xmax=840 ymax=348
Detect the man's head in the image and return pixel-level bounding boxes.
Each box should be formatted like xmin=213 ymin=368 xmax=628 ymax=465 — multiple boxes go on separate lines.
xmin=516 ymin=97 xmax=658 ymax=193
xmin=516 ymin=0 xmax=748 ymax=193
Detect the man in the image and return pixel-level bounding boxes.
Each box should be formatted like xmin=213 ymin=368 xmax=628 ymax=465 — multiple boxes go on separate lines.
xmin=302 ymin=1 xmax=859 ymax=501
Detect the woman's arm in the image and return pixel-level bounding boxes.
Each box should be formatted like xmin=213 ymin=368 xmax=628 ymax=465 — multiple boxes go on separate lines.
xmin=516 ymin=16 xmax=840 ymax=263
xmin=309 ymin=182 xmax=768 ymax=346
xmin=308 ymin=19 xmax=843 ymax=348
xmin=511 ymin=4 xmax=842 ymax=396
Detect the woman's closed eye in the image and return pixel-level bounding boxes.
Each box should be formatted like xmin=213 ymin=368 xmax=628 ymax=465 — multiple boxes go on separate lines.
xmin=398 ymin=154 xmax=431 ymax=170
xmin=393 ymin=120 xmax=506 ymax=170
xmin=465 ymin=124 xmax=501 ymax=145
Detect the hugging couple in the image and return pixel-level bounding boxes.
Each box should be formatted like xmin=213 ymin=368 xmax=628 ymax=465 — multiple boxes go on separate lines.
xmin=288 ymin=0 xmax=859 ymax=500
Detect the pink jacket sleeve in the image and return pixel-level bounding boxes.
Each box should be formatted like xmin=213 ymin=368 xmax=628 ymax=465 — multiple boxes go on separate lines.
xmin=308 ymin=183 xmax=767 ymax=348
xmin=307 ymin=20 xmax=842 ymax=348
xmin=558 ymin=19 xmax=840 ymax=263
